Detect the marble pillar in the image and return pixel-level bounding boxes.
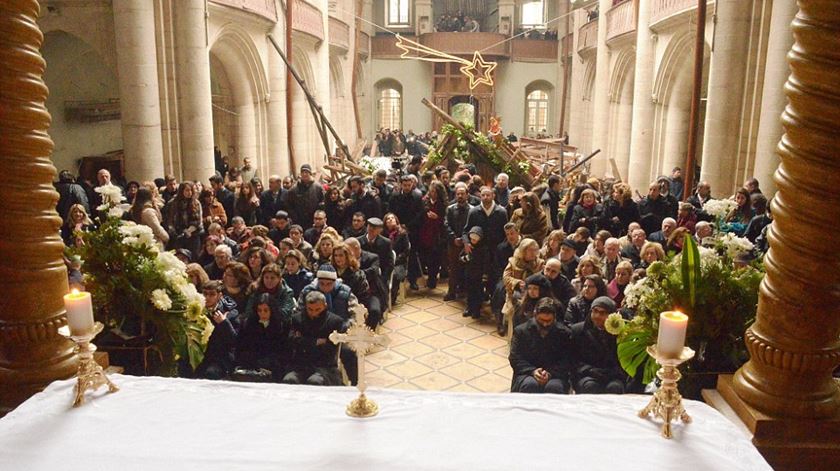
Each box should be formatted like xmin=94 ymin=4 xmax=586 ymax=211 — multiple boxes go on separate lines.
xmin=113 ymin=0 xmax=165 ymax=182
xmin=752 ymin=0 xmax=797 ymax=197
xmin=626 ymin=0 xmax=656 ymax=193
xmin=699 ymin=0 xmax=752 ymax=197
xmin=268 ymin=23 xmax=289 ymax=177
xmin=589 ymin=0 xmax=613 ymax=177
xmin=0 ymin=0 xmax=78 ymax=413
xmin=174 ymin=0 xmax=215 ymax=182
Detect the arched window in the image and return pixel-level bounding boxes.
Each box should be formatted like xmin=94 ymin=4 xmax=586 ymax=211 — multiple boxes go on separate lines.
xmin=378 ymin=88 xmax=402 ymax=130
xmin=526 ymin=89 xmax=550 ymax=135
xmin=387 ymin=0 xmax=410 ymax=27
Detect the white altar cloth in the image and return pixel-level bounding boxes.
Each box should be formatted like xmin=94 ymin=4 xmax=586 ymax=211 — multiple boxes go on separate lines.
xmin=0 ymin=375 xmax=770 ymax=471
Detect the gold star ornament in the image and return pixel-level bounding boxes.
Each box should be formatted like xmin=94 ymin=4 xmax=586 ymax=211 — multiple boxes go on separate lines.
xmin=460 ymin=51 xmax=497 ymax=90
xmin=394 ymin=35 xmax=498 ymax=90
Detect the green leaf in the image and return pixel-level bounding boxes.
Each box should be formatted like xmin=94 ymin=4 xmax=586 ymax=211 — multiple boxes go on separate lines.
xmin=681 ymin=233 xmax=701 ymax=308
xmin=617 ymin=328 xmax=654 ymax=378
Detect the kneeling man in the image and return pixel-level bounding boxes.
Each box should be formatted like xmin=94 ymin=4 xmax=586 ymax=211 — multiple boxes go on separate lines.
xmin=509 ymin=298 xmax=573 ymax=394
xmin=283 ymin=291 xmax=346 ymax=386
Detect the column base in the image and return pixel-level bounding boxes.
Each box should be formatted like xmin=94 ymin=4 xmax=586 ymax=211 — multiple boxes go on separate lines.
xmin=711 ymin=374 xmax=840 ymax=470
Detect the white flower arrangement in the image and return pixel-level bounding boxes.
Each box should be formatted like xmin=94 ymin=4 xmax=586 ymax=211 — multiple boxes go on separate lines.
xmin=94 ymin=183 xmax=126 ymax=205
xmin=622 ymin=277 xmax=656 ymax=310
xmin=119 ymin=222 xmax=157 ymax=250
xmin=702 ymin=198 xmax=738 ymax=218
xmin=719 ymin=232 xmax=754 ymax=259
xmin=150 ymin=288 xmax=173 ymax=311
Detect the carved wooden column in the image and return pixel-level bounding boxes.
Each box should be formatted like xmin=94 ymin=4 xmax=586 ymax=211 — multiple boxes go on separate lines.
xmin=730 ymin=0 xmax=840 ymax=420
xmin=0 ymin=0 xmax=78 ymax=413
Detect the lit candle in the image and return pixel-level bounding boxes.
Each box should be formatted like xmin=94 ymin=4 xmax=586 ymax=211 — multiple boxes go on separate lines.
xmin=657 ymin=311 xmax=688 ymax=359
xmin=64 ymin=289 xmax=94 ymax=336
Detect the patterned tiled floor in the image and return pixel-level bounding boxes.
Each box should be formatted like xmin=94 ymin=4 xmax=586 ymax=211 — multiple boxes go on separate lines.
xmin=365 ymin=283 xmax=512 ymax=393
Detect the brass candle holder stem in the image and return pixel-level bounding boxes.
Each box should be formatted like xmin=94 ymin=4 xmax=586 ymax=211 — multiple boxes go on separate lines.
xmin=638 ymin=345 xmax=694 ymax=439
xmin=58 ymin=322 xmax=119 ymax=407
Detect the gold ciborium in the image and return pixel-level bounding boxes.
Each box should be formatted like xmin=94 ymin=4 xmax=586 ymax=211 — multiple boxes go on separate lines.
xmin=58 ymin=322 xmax=119 ymax=407
xmin=638 ymin=345 xmax=694 ymax=438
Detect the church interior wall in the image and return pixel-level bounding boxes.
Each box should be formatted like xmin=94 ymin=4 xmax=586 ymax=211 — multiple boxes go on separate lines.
xmin=370 ymin=59 xmax=433 ymax=133
xmin=494 ymin=61 xmax=558 ymax=136
xmin=41 ymin=30 xmax=124 ymax=177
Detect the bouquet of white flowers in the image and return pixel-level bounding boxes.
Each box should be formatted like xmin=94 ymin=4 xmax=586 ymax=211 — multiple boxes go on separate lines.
xmin=73 ymin=214 xmax=211 ymax=375
xmin=702 ymin=198 xmax=738 ymax=219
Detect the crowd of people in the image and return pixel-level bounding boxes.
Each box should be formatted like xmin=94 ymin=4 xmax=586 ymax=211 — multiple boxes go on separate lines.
xmin=55 ymin=152 xmax=772 ymax=394
xmin=435 ymin=11 xmax=481 ymax=33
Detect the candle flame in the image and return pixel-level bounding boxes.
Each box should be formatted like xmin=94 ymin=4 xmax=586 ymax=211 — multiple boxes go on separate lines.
xmin=71 ymin=288 xmax=80 ymax=295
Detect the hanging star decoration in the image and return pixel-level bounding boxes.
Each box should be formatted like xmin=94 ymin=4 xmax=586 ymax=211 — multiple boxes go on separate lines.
xmin=395 ymin=34 xmax=497 ymax=90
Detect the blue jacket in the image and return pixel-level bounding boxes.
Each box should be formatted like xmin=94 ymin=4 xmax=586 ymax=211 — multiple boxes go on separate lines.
xmin=298 ymin=279 xmax=357 ymax=324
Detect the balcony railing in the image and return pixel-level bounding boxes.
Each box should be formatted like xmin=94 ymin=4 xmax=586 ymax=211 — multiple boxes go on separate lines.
xmin=329 ymin=17 xmax=350 ymax=51
xmin=606 ymin=0 xmax=636 ymax=42
xmin=292 ymin=0 xmax=324 ymax=41
xmin=650 ymin=0 xmax=697 ymax=25
xmin=510 ymin=39 xmax=558 ymax=62
xmin=371 ymin=34 xmax=413 ymax=58
xmin=357 ymin=31 xmax=370 ymax=57
xmin=419 ymin=32 xmax=509 ymax=57
xmin=577 ymin=19 xmax=598 ymax=56
xmin=210 ymin=0 xmax=277 ymax=22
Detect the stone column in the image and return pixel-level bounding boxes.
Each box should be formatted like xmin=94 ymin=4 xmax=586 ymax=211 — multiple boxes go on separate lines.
xmin=567 ymin=10 xmax=586 ymax=147
xmin=751 ymin=0 xmax=797 ymax=197
xmin=589 ymin=0 xmax=613 ymax=177
xmin=174 ymin=0 xmax=215 ymax=182
xmin=699 ymin=0 xmax=752 ymax=197
xmin=316 ymin=0 xmax=331 ymax=168
xmin=0 ymin=0 xmax=77 ymax=413
xmin=626 ymin=0 xmax=656 ymax=193
xmin=113 ymin=0 xmax=165 ymax=182
xmin=729 ymin=0 xmax=840 ymax=420
xmin=268 ymin=22 xmax=289 ymax=176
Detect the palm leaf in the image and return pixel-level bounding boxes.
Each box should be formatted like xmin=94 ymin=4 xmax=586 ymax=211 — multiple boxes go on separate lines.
xmin=681 ymin=233 xmax=701 ymax=308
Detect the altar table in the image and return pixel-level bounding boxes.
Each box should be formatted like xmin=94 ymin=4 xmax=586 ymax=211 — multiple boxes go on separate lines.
xmin=0 ymin=375 xmax=770 ymax=470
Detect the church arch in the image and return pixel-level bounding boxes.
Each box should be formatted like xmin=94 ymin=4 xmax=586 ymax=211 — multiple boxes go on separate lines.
xmin=607 ymin=49 xmax=636 ymax=180
xmin=374 ymin=78 xmax=403 ymax=132
xmin=290 ymin=45 xmax=322 ymax=168
xmin=209 ymin=25 xmax=270 ymax=178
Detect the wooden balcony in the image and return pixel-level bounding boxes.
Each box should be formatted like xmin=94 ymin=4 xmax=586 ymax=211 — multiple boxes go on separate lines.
xmin=357 ymin=31 xmax=370 ymax=58
xmin=291 ymin=0 xmax=324 ymax=42
xmin=372 ymin=32 xmax=510 ymax=60
xmin=577 ymin=19 xmax=598 ymax=57
xmin=329 ymin=17 xmax=350 ymax=52
xmin=606 ymin=0 xmax=636 ymax=44
xmin=209 ymin=0 xmax=277 ymax=22
xmin=510 ymin=39 xmax=558 ymax=62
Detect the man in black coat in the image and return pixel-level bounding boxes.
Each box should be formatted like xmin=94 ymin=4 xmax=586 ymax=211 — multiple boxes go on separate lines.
xmin=389 ymin=175 xmax=425 ymax=289
xmin=542 ymin=258 xmax=577 ymax=307
xmin=571 ymin=296 xmax=628 ymax=394
xmin=358 ymin=217 xmax=394 ymax=299
xmin=462 ymin=187 xmax=509 ymax=318
xmin=443 ymin=183 xmax=471 ymax=301
xmin=621 ymin=228 xmax=646 ymax=268
xmin=203 ymin=245 xmax=232 ymax=280
xmin=282 ymin=164 xmax=324 ymax=230
xmin=195 ymin=281 xmax=240 ymax=380
xmin=344 ymin=175 xmax=382 ymax=223
xmin=258 ymin=175 xmax=286 ymax=227
xmin=55 ymin=170 xmax=90 ymax=220
xmin=509 ymin=299 xmax=574 ymax=394
xmin=268 ymin=210 xmax=291 ymax=246
xmin=540 ymin=175 xmax=563 ymax=230
xmin=638 ymin=182 xmax=674 ymax=236
xmin=210 ymin=174 xmax=235 ymax=222
xmin=559 ymin=239 xmax=579 ymax=281
xmin=282 ymin=291 xmax=346 ymax=386
xmin=371 ymin=169 xmax=393 ymax=214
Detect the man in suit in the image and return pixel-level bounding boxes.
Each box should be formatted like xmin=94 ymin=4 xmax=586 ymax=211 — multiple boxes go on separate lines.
xmin=462 ymin=186 xmax=509 ymax=318
xmin=358 ymin=217 xmax=394 ymax=301
xmin=259 ymin=175 xmax=285 ymax=227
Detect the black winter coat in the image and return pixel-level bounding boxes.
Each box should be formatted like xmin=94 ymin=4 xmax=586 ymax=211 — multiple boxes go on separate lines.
xmin=565 ymin=295 xmax=593 ymax=326
xmin=236 ymin=314 xmax=289 ymax=370
xmin=202 ymin=295 xmax=241 ymax=372
xmin=570 ymin=204 xmax=606 ymax=234
xmin=571 ymin=318 xmax=627 ymax=384
xmin=509 ymin=319 xmax=574 ymax=390
xmin=288 ymin=310 xmax=345 ymax=369
xmin=604 ymin=199 xmax=640 ymax=237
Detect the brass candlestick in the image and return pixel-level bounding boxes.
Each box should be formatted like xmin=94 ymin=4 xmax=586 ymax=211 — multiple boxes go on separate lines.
xmin=58 ymin=322 xmax=119 ymax=407
xmin=638 ymin=345 xmax=695 ymax=439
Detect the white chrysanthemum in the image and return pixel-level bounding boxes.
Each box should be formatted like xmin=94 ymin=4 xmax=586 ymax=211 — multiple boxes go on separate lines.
xmin=702 ymin=198 xmax=738 ymax=218
xmin=720 ymin=233 xmax=754 ymax=259
xmin=150 ymin=289 xmax=173 ymax=311
xmin=156 ymin=250 xmax=186 ymax=272
xmin=108 ymin=206 xmax=125 ymax=218
xmin=623 ymin=278 xmax=655 ymax=310
xmin=697 ymin=245 xmax=719 ymax=269
xmin=94 ymin=183 xmax=126 ymax=206
xmin=179 ymin=282 xmax=204 ymax=307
